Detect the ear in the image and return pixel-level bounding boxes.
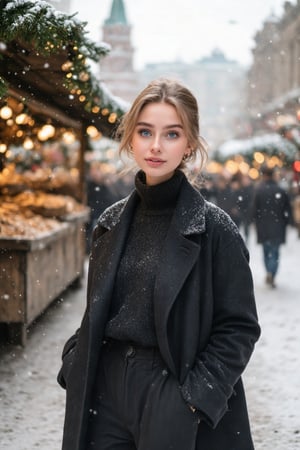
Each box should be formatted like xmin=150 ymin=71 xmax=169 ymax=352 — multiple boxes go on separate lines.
xmin=185 ymin=145 xmax=192 ymax=157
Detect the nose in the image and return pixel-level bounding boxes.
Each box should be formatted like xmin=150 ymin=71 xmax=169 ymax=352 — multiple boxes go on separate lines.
xmin=151 ymin=135 xmax=161 ymax=153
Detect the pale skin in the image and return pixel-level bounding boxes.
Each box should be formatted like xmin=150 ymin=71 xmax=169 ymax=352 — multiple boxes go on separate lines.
xmin=130 ymin=102 xmax=191 ymax=186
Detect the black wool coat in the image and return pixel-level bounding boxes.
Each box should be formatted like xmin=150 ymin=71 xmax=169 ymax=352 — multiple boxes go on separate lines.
xmin=58 ymin=176 xmax=260 ymax=450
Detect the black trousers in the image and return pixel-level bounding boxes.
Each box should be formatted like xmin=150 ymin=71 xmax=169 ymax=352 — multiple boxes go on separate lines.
xmin=86 ymin=340 xmax=199 ymax=450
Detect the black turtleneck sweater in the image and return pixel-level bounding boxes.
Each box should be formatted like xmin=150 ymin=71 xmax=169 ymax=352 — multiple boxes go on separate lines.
xmin=105 ymin=170 xmax=184 ymax=347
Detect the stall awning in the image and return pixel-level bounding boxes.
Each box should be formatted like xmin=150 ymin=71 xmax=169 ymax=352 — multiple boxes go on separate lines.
xmin=0 ymin=0 xmax=127 ymax=138
xmin=215 ymin=133 xmax=298 ymax=163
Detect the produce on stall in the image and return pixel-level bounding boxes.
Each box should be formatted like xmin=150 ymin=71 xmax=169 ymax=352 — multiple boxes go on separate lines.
xmin=0 ymin=0 xmax=126 ymax=344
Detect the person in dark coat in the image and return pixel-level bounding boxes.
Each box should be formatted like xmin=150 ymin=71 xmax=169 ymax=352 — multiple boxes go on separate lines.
xmin=85 ymin=162 xmax=119 ymax=253
xmin=57 ymin=78 xmax=260 ymax=450
xmin=214 ymin=173 xmax=243 ymax=229
xmin=239 ymin=174 xmax=255 ymax=244
xmin=252 ymin=165 xmax=293 ymax=288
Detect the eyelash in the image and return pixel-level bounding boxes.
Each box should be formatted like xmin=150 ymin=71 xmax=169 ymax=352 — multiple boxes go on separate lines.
xmin=137 ymin=129 xmax=180 ymax=139
xmin=138 ymin=129 xmax=151 ymax=137
xmin=168 ymin=131 xmax=179 ymax=139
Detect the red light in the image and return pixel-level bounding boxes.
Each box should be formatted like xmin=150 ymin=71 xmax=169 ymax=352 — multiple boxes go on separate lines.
xmin=293 ymin=161 xmax=300 ymax=172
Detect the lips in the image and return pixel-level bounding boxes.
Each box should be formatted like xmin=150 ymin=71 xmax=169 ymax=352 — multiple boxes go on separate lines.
xmin=145 ymin=158 xmax=165 ymax=167
xmin=146 ymin=157 xmax=164 ymax=162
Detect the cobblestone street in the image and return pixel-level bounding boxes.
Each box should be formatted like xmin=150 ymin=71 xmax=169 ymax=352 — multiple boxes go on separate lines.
xmin=0 ymin=226 xmax=299 ymax=450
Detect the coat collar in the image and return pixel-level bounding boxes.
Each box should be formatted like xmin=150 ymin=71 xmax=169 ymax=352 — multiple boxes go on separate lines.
xmin=98 ymin=174 xmax=207 ymax=236
xmin=171 ymin=177 xmax=207 ymax=236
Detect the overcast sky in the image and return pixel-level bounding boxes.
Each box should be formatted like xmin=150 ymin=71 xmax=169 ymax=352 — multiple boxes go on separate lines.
xmin=70 ymin=0 xmax=291 ymax=70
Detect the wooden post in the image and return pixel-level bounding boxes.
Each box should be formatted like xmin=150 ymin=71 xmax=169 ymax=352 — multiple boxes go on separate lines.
xmin=78 ymin=126 xmax=87 ymax=205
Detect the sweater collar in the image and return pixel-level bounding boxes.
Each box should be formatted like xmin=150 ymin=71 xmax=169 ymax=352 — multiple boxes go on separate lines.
xmin=135 ymin=170 xmax=184 ymax=211
xmin=99 ymin=173 xmax=207 ymax=236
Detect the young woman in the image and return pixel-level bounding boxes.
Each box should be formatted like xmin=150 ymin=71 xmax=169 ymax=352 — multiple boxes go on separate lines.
xmin=58 ymin=78 xmax=260 ymax=450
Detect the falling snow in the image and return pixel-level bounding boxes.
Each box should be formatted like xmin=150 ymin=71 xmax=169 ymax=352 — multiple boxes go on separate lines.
xmin=0 ymin=228 xmax=299 ymax=449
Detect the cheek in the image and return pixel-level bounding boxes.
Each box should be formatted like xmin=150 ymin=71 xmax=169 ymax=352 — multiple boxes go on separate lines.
xmin=132 ymin=136 xmax=148 ymax=153
xmin=132 ymin=145 xmax=145 ymax=163
xmin=174 ymin=145 xmax=188 ymax=160
xmin=131 ymin=135 xmax=142 ymax=149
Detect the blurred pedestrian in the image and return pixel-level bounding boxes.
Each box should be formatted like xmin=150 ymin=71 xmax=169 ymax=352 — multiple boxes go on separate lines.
xmin=57 ymin=78 xmax=260 ymax=450
xmin=239 ymin=174 xmax=255 ymax=244
xmin=252 ymin=165 xmax=293 ymax=287
xmin=198 ymin=173 xmax=217 ymax=202
xmin=85 ymin=162 xmax=118 ymax=253
xmin=214 ymin=173 xmax=243 ymax=228
xmin=228 ymin=173 xmax=244 ymax=228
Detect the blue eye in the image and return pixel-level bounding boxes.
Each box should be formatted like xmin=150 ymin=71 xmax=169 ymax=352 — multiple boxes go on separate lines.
xmin=138 ymin=129 xmax=151 ymax=137
xmin=167 ymin=131 xmax=179 ymax=139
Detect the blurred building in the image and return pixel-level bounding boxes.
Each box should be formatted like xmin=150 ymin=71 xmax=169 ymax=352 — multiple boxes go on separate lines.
xmin=139 ymin=49 xmax=247 ymax=150
xmin=247 ymin=0 xmax=300 ymax=133
xmin=98 ymin=2 xmax=247 ymax=149
xmin=100 ymin=0 xmax=139 ymax=102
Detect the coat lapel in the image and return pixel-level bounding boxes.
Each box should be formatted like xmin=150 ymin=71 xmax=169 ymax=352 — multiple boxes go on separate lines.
xmin=154 ymin=180 xmax=207 ymax=375
xmin=88 ymin=192 xmax=138 ymax=337
xmin=154 ymin=228 xmax=201 ymax=375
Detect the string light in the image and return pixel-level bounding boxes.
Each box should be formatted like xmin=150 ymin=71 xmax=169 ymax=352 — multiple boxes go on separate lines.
xmin=249 ymin=168 xmax=259 ymax=179
xmin=253 ymin=152 xmax=265 ymax=164
xmin=0 ymin=105 xmax=13 ymax=119
xmin=86 ymin=125 xmax=100 ymax=139
xmin=92 ymin=106 xmax=100 ymax=113
xmin=37 ymin=124 xmax=55 ymax=141
xmin=79 ymin=71 xmax=89 ymax=82
xmin=16 ymin=113 xmax=30 ymax=125
xmin=62 ymin=131 xmax=76 ymax=144
xmin=61 ymin=61 xmax=73 ymax=71
xmin=23 ymin=137 xmax=34 ymax=150
xmin=108 ymin=113 xmax=117 ymax=124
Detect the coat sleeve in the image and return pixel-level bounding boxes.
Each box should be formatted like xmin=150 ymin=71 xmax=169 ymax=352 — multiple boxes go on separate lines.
xmin=180 ymin=226 xmax=261 ymax=428
xmin=57 ymin=327 xmax=80 ymax=389
xmin=57 ymin=222 xmax=108 ymax=389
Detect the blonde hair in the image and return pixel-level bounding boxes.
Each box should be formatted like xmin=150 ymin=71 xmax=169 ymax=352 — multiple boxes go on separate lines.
xmin=116 ymin=78 xmax=208 ymax=172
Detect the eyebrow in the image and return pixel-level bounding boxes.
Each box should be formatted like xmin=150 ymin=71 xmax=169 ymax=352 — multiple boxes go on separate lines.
xmin=136 ymin=121 xmax=183 ymax=129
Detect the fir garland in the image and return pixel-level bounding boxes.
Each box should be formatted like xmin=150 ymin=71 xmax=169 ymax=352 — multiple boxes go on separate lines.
xmin=0 ymin=0 xmax=124 ymax=116
xmin=0 ymin=76 xmax=8 ymax=100
xmin=0 ymin=0 xmax=106 ymax=59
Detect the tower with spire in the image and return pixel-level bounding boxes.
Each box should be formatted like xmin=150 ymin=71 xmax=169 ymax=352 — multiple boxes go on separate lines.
xmin=100 ymin=0 xmax=138 ymax=102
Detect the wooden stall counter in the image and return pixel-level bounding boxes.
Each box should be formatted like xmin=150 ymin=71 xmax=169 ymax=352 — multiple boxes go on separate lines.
xmin=0 ymin=210 xmax=89 ymax=345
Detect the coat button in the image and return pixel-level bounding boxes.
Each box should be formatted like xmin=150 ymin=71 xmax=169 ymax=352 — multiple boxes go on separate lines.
xmin=126 ymin=346 xmax=135 ymax=357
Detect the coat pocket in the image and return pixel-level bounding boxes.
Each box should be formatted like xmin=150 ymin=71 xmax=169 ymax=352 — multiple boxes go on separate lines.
xmin=139 ymin=372 xmax=199 ymax=450
xmin=57 ymin=346 xmax=76 ymax=389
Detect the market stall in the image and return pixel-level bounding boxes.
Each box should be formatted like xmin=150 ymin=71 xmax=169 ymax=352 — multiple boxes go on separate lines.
xmin=0 ymin=0 xmax=126 ymax=344
xmin=215 ymin=133 xmax=299 ymax=166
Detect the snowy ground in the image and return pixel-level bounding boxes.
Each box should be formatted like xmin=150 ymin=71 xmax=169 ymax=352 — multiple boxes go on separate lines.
xmin=0 ymin=226 xmax=299 ymax=450
xmin=245 ymin=226 xmax=300 ymax=450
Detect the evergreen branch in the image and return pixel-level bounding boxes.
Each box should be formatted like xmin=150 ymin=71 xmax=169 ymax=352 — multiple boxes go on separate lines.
xmin=0 ymin=0 xmax=126 ymax=118
xmin=0 ymin=0 xmax=109 ymax=60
